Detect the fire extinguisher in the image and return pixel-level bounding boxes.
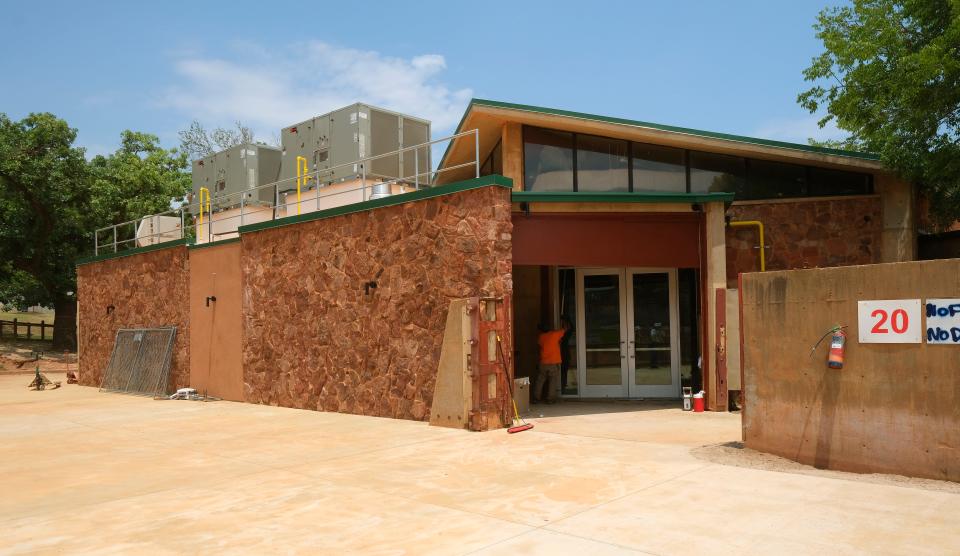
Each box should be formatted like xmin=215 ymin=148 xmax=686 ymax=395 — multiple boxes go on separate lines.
xmin=811 ymin=325 xmax=848 ymax=369
xmin=827 ymin=328 xmax=846 ymax=369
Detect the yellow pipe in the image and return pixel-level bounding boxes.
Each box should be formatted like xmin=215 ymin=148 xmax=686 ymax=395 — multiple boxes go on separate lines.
xmin=198 ymin=187 xmax=211 ymax=242
xmin=729 ymin=220 xmax=765 ymax=272
xmin=295 ymin=156 xmax=308 ymax=216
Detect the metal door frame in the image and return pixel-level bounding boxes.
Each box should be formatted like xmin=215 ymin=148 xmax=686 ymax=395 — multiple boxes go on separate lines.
xmin=624 ymin=268 xmax=681 ymax=398
xmin=572 ymin=267 xmax=681 ymax=399
xmin=576 ymin=267 xmax=629 ymax=398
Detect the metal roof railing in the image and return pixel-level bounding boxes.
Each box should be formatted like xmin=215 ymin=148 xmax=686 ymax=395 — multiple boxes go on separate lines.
xmin=93 ymin=129 xmax=480 ymax=255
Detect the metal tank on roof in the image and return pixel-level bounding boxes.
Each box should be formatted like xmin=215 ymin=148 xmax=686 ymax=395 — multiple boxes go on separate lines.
xmin=279 ymin=103 xmax=431 ymax=194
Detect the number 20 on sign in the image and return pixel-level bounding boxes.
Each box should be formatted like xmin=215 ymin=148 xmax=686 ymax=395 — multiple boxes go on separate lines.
xmin=857 ymin=300 xmax=922 ymax=343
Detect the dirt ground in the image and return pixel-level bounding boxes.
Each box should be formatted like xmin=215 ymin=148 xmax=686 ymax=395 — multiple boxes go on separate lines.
xmin=0 ymin=340 xmax=76 ymax=374
xmin=2 ymin=375 xmax=958 ymax=555
xmin=692 ymin=442 xmax=960 ymax=494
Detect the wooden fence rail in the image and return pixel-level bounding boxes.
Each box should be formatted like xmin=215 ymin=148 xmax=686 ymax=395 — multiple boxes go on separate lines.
xmin=0 ymin=319 xmax=54 ymax=340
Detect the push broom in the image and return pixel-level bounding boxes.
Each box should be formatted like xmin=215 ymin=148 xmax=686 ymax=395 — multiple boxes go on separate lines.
xmin=495 ymin=334 xmax=534 ymax=434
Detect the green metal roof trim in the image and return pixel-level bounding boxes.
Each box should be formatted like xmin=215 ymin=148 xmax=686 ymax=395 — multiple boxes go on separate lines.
xmin=187 ymin=237 xmax=240 ymax=251
xmin=76 ymin=238 xmax=189 ymax=267
xmin=511 ymin=191 xmax=735 ymax=204
xmin=237 ymin=175 xmax=513 ymax=235
xmin=439 ymin=98 xmax=880 ymax=170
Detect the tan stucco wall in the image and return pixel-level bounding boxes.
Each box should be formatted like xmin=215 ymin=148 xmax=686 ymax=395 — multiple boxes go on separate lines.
xmin=501 ymin=122 xmax=523 ymax=191
xmin=189 ymin=241 xmax=244 ymax=401
xmin=704 ymin=202 xmax=727 ymax=410
xmin=741 ymin=260 xmax=959 ymax=481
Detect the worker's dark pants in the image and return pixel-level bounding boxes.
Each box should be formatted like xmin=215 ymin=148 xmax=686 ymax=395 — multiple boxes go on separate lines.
xmin=533 ymin=363 xmax=560 ymax=403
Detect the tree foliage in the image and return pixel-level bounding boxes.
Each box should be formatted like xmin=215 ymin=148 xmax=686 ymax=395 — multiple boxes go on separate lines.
xmin=0 ymin=113 xmax=91 ymax=318
xmin=799 ymin=0 xmax=960 ymax=227
xmin=178 ymin=120 xmax=256 ymax=160
xmin=88 ymin=131 xmax=191 ymax=240
xmin=0 ymin=113 xmax=190 ymax=348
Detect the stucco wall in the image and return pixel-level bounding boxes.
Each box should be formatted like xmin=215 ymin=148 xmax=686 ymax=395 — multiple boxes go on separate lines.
xmin=726 ymin=196 xmax=882 ymax=287
xmin=741 ymin=260 xmax=959 ymax=481
xmin=77 ymin=246 xmax=190 ymax=391
xmin=189 ymin=241 xmax=244 ymax=401
xmin=240 ymin=185 xmax=513 ymax=420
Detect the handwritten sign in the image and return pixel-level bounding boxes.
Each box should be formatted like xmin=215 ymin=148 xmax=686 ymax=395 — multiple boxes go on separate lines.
xmin=925 ymin=299 xmax=960 ymax=345
xmin=857 ymin=299 xmax=922 ymax=344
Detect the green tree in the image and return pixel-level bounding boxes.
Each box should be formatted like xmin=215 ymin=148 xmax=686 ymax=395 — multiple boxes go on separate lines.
xmin=799 ymin=0 xmax=960 ymax=227
xmin=0 ymin=113 xmax=91 ymax=349
xmin=0 ymin=264 xmax=47 ymax=312
xmin=88 ymin=131 xmax=191 ymax=233
xmin=0 ymin=114 xmax=190 ymax=350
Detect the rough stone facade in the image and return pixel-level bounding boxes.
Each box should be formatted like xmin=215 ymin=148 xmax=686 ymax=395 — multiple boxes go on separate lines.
xmin=76 ymin=246 xmax=190 ymax=391
xmin=241 ymin=185 xmax=513 ymax=421
xmin=725 ymin=196 xmax=882 ymax=287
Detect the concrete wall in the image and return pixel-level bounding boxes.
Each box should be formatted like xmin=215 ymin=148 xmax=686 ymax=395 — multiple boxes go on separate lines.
xmin=875 ymin=173 xmax=916 ymax=263
xmin=189 ymin=241 xmax=244 ymax=401
xmin=741 ymin=260 xmax=959 ymax=481
xmin=240 ymin=185 xmax=513 ymax=420
xmin=77 ymin=245 xmax=191 ymax=391
xmin=726 ymin=196 xmax=882 ymax=287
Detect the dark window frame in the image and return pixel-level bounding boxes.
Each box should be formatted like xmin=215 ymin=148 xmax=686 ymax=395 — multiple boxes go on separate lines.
xmin=480 ymin=138 xmax=503 ymax=177
xmin=520 ymin=124 xmax=874 ymax=199
xmin=629 ymin=141 xmax=688 ymax=194
xmin=575 ymin=132 xmax=630 ymax=193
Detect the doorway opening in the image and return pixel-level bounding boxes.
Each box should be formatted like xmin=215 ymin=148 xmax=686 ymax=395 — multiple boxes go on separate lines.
xmin=512 ymin=265 xmax=702 ymax=401
xmin=556 ymin=267 xmax=701 ymax=399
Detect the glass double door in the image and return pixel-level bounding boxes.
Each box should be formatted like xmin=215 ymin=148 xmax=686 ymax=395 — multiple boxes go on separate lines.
xmin=576 ymin=268 xmax=680 ymax=398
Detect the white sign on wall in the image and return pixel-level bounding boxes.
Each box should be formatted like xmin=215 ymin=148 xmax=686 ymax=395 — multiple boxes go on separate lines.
xmin=925 ymin=299 xmax=960 ymax=344
xmin=857 ymin=299 xmax=922 ymax=344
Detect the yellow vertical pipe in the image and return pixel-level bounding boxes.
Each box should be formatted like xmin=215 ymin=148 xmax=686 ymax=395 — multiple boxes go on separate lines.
xmin=295 ymin=156 xmax=307 ymax=216
xmin=728 ymin=220 xmax=765 ymax=272
xmin=198 ymin=187 xmax=211 ymax=242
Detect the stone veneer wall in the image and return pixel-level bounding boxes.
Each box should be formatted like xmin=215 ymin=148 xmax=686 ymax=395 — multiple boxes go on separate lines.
xmin=240 ymin=185 xmax=513 ymax=421
xmin=725 ymin=196 xmax=882 ymax=287
xmin=76 ymin=245 xmax=191 ymax=390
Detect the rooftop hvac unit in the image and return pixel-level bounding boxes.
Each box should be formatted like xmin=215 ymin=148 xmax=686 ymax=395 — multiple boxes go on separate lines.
xmin=190 ymin=143 xmax=282 ymax=214
xmin=279 ymin=103 xmax=431 ymax=195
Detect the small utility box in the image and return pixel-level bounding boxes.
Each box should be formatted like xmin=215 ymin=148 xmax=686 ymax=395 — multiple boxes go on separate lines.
xmin=514 ymin=377 xmax=530 ymax=415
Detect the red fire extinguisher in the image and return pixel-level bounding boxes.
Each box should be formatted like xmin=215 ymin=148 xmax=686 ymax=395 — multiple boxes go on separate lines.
xmin=827 ymin=328 xmax=846 ymax=369
xmin=811 ymin=325 xmax=847 ymax=369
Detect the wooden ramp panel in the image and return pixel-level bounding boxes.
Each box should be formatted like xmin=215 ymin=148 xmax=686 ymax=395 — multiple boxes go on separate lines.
xmin=430 ymin=297 xmax=512 ymax=431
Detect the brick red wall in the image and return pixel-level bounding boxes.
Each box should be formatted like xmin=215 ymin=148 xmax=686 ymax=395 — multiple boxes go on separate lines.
xmin=726 ymin=196 xmax=882 ymax=287
xmin=77 ymin=246 xmax=191 ymax=391
xmin=240 ymin=185 xmax=513 ymax=421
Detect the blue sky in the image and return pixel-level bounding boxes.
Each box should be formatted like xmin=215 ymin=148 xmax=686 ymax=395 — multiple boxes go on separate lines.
xmin=2 ymin=0 xmax=845 ymax=158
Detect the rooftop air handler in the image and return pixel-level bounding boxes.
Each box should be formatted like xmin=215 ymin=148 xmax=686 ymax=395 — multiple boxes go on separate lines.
xmin=190 ymin=143 xmax=282 ymax=213
xmin=279 ymin=103 xmax=431 ymax=193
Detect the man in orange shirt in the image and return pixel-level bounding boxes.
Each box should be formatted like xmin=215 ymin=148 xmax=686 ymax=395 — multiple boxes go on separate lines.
xmin=533 ymin=321 xmax=570 ymax=404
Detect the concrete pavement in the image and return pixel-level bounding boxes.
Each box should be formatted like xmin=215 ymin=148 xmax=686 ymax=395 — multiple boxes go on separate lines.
xmin=1 ymin=374 xmax=957 ymax=555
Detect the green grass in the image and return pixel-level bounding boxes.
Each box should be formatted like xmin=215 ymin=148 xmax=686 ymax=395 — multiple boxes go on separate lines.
xmin=0 ymin=311 xmax=54 ymax=340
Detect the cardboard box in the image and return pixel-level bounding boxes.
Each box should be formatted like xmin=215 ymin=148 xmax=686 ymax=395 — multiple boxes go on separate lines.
xmin=514 ymin=377 xmax=530 ymax=415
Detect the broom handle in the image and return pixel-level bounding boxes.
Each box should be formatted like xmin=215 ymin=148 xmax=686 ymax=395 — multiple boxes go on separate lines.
xmin=495 ymin=335 xmax=515 ymax=399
